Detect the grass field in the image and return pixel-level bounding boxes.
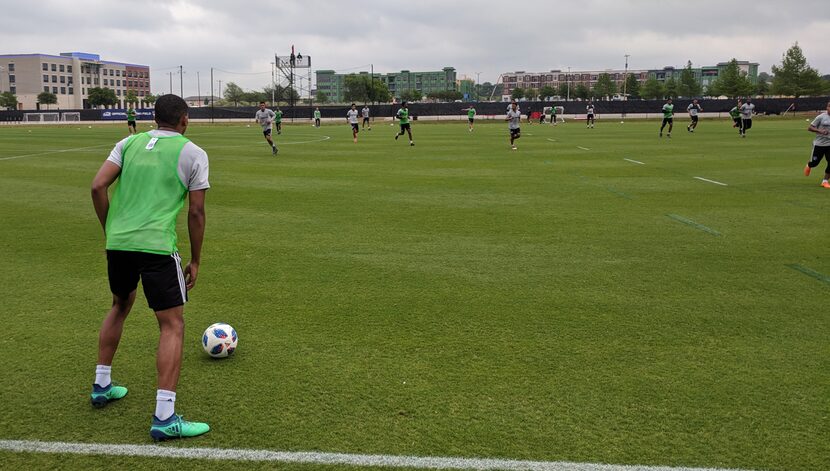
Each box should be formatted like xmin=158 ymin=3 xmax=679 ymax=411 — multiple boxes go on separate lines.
xmin=0 ymin=117 xmax=827 ymax=471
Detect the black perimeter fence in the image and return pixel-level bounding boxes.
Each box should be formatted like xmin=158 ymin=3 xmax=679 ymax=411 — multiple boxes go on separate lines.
xmin=1 ymin=97 xmax=828 ymax=122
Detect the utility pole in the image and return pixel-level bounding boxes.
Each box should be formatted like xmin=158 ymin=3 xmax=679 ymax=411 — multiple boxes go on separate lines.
xmin=196 ymin=71 xmax=201 ymax=106
xmin=179 ymin=65 xmax=183 ymax=97
xmin=218 ymin=80 xmax=222 ymax=99
xmin=475 ymin=71 xmax=481 ymax=101
xmin=168 ymin=72 xmax=172 ymax=94
xmin=271 ymin=61 xmax=276 ymax=105
xmin=210 ymin=67 xmax=214 ymax=124
xmin=567 ymin=67 xmax=571 ymax=101
xmin=622 ymin=54 xmax=630 ymax=121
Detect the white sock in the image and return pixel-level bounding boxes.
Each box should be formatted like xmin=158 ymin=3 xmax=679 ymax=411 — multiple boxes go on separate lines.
xmin=95 ymin=365 xmax=111 ymax=388
xmin=155 ymin=389 xmax=176 ymax=421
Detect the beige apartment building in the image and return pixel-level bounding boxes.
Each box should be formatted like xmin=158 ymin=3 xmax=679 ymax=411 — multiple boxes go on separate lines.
xmin=0 ymin=52 xmax=150 ymax=110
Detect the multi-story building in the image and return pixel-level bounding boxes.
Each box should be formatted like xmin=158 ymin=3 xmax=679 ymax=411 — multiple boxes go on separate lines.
xmin=0 ymin=52 xmax=151 ymax=110
xmin=316 ymin=67 xmax=457 ymax=102
xmin=501 ymin=60 xmax=759 ymax=100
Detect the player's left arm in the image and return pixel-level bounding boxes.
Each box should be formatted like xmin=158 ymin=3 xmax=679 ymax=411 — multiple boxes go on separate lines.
xmin=91 ymin=161 xmax=121 ymax=232
xmin=185 ymin=189 xmax=206 ymax=290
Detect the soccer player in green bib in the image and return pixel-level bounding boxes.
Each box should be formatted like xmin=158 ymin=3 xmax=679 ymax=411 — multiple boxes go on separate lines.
xmin=729 ymin=99 xmax=743 ymax=133
xmin=659 ymin=98 xmax=674 ymax=138
xmin=394 ymin=101 xmax=414 ymax=145
xmin=464 ymin=106 xmax=476 ymax=132
xmin=126 ymin=106 xmax=137 ymax=135
xmin=274 ymin=107 xmax=283 ymax=135
xmin=90 ymin=94 xmax=211 ymax=442
xmin=314 ymin=107 xmax=321 ymax=127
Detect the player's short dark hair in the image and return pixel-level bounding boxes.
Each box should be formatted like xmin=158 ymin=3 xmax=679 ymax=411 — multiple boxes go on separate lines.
xmin=154 ymin=94 xmax=189 ymax=127
xmin=259 ymin=101 xmax=266 ymax=105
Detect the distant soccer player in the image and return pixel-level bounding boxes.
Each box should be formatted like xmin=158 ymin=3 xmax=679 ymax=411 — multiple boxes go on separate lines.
xmin=274 ymin=107 xmax=283 ymax=135
xmin=361 ymin=105 xmax=371 ymax=130
xmin=394 ymin=101 xmax=414 ymax=146
xmin=729 ymin=99 xmax=743 ymax=133
xmin=506 ymin=101 xmax=522 ymax=150
xmin=90 ymin=94 xmax=210 ymax=442
xmin=586 ymin=102 xmax=595 ymax=128
xmin=538 ymin=108 xmax=545 ymax=124
xmin=803 ymin=101 xmax=830 ymax=188
xmin=550 ymin=106 xmax=558 ymax=125
xmin=687 ymin=99 xmax=702 ymax=132
xmin=313 ymin=107 xmax=321 ymax=128
xmin=463 ymin=105 xmax=476 ymax=131
xmin=740 ymin=98 xmax=755 ymax=138
xmin=659 ymin=98 xmax=674 ymax=138
xmin=347 ymin=103 xmax=360 ymax=143
xmin=255 ymin=102 xmax=278 ymax=155
xmin=526 ymin=106 xmax=533 ymax=125
xmin=126 ymin=106 xmax=137 ymax=135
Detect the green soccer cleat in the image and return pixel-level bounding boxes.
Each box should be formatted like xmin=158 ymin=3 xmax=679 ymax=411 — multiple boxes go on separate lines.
xmin=90 ymin=383 xmax=128 ymax=408
xmin=150 ymin=414 xmax=210 ymax=442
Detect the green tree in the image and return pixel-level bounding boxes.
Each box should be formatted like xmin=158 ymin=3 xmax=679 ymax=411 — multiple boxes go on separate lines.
xmin=223 ymin=82 xmax=245 ymax=106
xmin=0 ymin=91 xmax=17 ymax=110
xmin=593 ymin=73 xmax=616 ymax=98
xmin=37 ymin=91 xmax=58 ymax=109
xmin=641 ymin=77 xmax=664 ymax=100
xmin=709 ymin=59 xmax=754 ymax=98
xmin=677 ymin=61 xmax=702 ymax=97
xmin=400 ymin=89 xmax=423 ymax=102
xmin=344 ymin=74 xmax=372 ymax=103
xmin=316 ymin=91 xmax=329 ymax=104
xmin=771 ymin=42 xmax=826 ymax=97
xmin=573 ymin=84 xmax=589 ymax=100
xmin=539 ymin=85 xmax=556 ymax=100
xmin=124 ymin=90 xmax=138 ymax=107
xmin=511 ymin=87 xmax=524 ymax=100
xmin=87 ymin=87 xmax=118 ymax=108
xmin=524 ymin=88 xmax=538 ymax=100
xmin=664 ymin=77 xmax=678 ymax=98
xmin=623 ymin=73 xmax=640 ymax=99
xmin=142 ymin=93 xmax=157 ymax=106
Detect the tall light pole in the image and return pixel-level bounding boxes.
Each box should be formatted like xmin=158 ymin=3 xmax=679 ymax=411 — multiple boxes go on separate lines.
xmin=168 ymin=72 xmax=173 ymax=94
xmin=196 ymin=71 xmax=201 ymax=107
xmin=567 ymin=67 xmax=571 ymax=101
xmin=178 ymin=65 xmax=184 ymax=97
xmin=270 ymin=62 xmax=276 ymax=105
xmin=623 ymin=54 xmax=630 ymax=121
xmin=475 ymin=71 xmax=481 ymax=101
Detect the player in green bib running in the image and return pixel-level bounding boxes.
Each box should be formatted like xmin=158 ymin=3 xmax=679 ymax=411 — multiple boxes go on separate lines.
xmin=274 ymin=107 xmax=283 ymax=135
xmin=463 ymin=106 xmax=476 ymax=132
xmin=729 ymin=99 xmax=743 ymax=133
xmin=126 ymin=106 xmax=137 ymax=135
xmin=659 ymin=98 xmax=674 ymax=138
xmin=550 ymin=106 xmax=559 ymax=126
xmin=90 ymin=94 xmax=211 ymax=442
xmin=394 ymin=101 xmax=414 ymax=146
xmin=313 ymin=107 xmax=321 ymax=128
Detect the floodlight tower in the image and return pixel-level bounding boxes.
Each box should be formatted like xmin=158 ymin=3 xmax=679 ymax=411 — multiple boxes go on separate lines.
xmin=623 ymin=54 xmax=630 ymax=121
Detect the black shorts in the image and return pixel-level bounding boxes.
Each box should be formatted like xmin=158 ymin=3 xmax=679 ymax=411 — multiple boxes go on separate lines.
xmin=363 ymin=117 xmax=370 ymax=123
xmin=468 ymin=118 xmax=475 ymax=123
xmin=127 ymin=120 xmax=136 ymax=127
xmin=275 ymin=121 xmax=281 ymax=127
xmin=510 ymin=128 xmax=521 ymax=137
xmin=107 ymin=250 xmax=187 ymax=311
xmin=399 ymin=123 xmax=411 ymax=132
xmin=733 ymin=117 xmax=741 ymax=126
xmin=662 ymin=117 xmax=673 ymax=126
xmin=263 ymin=128 xmax=272 ymax=137
xmin=351 ymin=123 xmax=359 ymax=131
xmin=690 ymin=115 xmax=699 ymax=123
xmin=587 ymin=113 xmax=595 ymax=120
xmin=809 ymin=145 xmax=830 ymax=170
xmin=742 ymin=119 xmax=752 ymax=130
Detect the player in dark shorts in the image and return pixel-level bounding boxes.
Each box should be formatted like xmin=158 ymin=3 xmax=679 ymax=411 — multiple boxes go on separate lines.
xmin=659 ymin=98 xmax=674 ymax=138
xmin=394 ymin=101 xmax=414 ymax=146
xmin=687 ymin=99 xmax=702 ymax=132
xmin=526 ymin=107 xmax=533 ymax=125
xmin=361 ymin=105 xmax=371 ymax=130
xmin=126 ymin=106 xmax=137 ymax=135
xmin=507 ymin=101 xmax=522 ymax=150
xmin=586 ymin=103 xmax=595 ymax=128
xmin=347 ymin=104 xmax=360 ymax=143
xmin=804 ymin=101 xmax=830 ymax=188
xmin=539 ymin=109 xmax=545 ymax=124
xmin=729 ymin=100 xmax=743 ymax=132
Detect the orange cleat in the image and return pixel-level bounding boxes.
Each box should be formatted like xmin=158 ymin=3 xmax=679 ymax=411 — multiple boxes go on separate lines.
xmin=821 ymin=181 xmax=830 ymax=188
xmin=804 ymin=165 xmax=811 ymax=176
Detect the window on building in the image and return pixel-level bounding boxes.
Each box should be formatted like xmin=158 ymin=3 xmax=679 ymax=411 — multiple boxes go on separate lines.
xmin=94 ymin=78 xmax=99 ymax=85
xmin=43 ymin=74 xmax=49 ymax=82
xmin=60 ymin=76 xmax=65 ymax=83
xmin=117 ymin=80 xmax=121 ymax=86
xmin=67 ymin=65 xmax=72 ymax=73
xmin=116 ymin=70 xmax=121 ymax=76
xmin=60 ymin=87 xmax=66 ymax=94
xmin=67 ymin=77 xmax=73 ymax=84
xmin=44 ymin=86 xmax=49 ymax=92
xmin=82 ymin=88 xmax=85 ymax=94
xmin=117 ymin=89 xmax=121 ymax=96
xmin=52 ymin=86 xmax=58 ymax=93
xmin=8 ymin=64 xmax=14 ymax=72
xmin=52 ymin=75 xmax=57 ymax=83
xmin=9 ymin=87 xmax=15 ymax=94
xmin=109 ymin=70 xmax=114 ymax=76
xmin=42 ymin=63 xmax=48 ymax=71
xmin=51 ymin=64 xmax=56 ymax=71
xmin=68 ymin=88 xmax=74 ymax=95
xmin=59 ymin=64 xmax=65 ymax=72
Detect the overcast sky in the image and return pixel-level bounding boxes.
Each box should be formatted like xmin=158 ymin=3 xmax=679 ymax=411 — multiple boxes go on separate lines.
xmin=4 ymin=0 xmax=830 ymax=97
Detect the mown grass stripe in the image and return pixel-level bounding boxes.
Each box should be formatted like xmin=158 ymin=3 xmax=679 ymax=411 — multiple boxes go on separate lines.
xmin=786 ymin=264 xmax=830 ymax=284
xmin=666 ymin=214 xmax=721 ymax=236
xmin=0 ymin=440 xmax=757 ymax=471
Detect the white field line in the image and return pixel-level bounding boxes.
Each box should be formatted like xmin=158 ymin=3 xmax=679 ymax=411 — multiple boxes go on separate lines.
xmin=0 ymin=439 xmax=756 ymax=471
xmin=206 ymin=135 xmax=332 ymax=149
xmin=546 ymin=138 xmax=557 ymax=142
xmin=693 ymin=177 xmax=728 ymax=186
xmin=577 ymin=146 xmax=591 ymax=151
xmin=0 ymin=143 xmax=111 ymax=161
xmin=624 ymin=158 xmax=645 ymax=165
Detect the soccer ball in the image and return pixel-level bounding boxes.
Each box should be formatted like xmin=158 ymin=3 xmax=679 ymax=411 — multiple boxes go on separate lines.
xmin=202 ymin=323 xmax=238 ymax=358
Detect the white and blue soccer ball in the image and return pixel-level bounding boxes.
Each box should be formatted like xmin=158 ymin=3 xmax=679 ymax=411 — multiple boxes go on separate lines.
xmin=202 ymin=323 xmax=238 ymax=358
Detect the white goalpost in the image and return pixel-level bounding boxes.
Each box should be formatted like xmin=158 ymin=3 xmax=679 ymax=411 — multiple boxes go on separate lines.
xmin=61 ymin=112 xmax=81 ymax=122
xmin=23 ymin=112 xmax=60 ymax=123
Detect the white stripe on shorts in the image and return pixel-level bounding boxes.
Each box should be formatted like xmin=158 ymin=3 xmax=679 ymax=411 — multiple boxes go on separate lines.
xmin=172 ymin=252 xmax=187 ymax=304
